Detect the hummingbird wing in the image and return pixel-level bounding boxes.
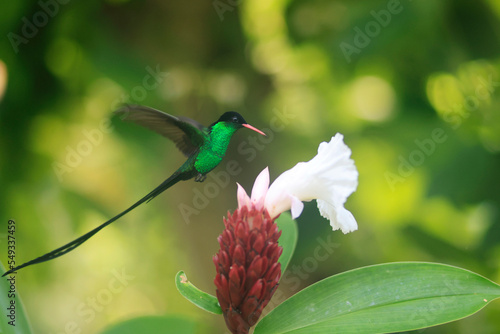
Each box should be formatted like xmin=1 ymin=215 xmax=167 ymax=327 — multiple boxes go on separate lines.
xmin=115 ymin=105 xmax=207 ymax=156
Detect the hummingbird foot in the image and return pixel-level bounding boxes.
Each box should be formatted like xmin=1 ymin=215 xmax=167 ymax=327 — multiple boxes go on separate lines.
xmin=195 ymin=173 xmax=207 ymax=182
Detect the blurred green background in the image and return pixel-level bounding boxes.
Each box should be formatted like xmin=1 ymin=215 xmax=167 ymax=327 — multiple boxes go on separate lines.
xmin=1 ymin=0 xmax=500 ymax=333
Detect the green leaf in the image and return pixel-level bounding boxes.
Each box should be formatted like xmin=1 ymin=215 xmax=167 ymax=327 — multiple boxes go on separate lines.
xmin=100 ymin=315 xmax=199 ymax=334
xmin=0 ymin=262 xmax=33 ymax=334
xmin=175 ymin=271 xmax=222 ymax=314
xmin=254 ymin=262 xmax=500 ymax=334
xmin=276 ymin=212 xmax=298 ymax=275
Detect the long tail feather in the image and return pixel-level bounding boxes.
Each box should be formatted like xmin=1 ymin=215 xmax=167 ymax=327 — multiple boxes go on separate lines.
xmin=2 ymin=172 xmax=184 ymax=277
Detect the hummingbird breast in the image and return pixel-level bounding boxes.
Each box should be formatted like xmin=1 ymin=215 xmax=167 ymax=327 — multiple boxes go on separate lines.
xmin=194 ymin=122 xmax=238 ymax=175
xmin=194 ymin=144 xmax=225 ymax=175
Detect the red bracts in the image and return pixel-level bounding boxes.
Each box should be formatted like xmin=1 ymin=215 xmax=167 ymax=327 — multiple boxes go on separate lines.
xmin=213 ymin=206 xmax=282 ymax=334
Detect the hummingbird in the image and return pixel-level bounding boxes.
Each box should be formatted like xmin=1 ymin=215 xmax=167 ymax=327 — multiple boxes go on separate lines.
xmin=2 ymin=105 xmax=266 ymax=276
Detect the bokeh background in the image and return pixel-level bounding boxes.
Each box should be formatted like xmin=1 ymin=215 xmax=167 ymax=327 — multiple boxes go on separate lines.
xmin=1 ymin=0 xmax=500 ymax=333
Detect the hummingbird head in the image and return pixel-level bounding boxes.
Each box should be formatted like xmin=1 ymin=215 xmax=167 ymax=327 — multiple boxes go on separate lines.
xmin=215 ymin=111 xmax=266 ymax=136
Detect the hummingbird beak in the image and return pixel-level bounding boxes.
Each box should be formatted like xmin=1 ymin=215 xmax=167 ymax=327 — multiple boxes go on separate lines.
xmin=243 ymin=123 xmax=266 ymax=136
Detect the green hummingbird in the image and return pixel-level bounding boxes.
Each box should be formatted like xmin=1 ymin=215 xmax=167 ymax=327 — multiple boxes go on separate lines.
xmin=3 ymin=105 xmax=265 ymax=276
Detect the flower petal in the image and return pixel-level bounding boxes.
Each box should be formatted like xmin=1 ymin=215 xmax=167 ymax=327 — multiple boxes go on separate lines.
xmin=317 ymin=199 xmax=358 ymax=233
xmin=237 ymin=183 xmax=251 ymax=209
xmin=251 ymin=167 xmax=270 ymax=210
xmin=289 ymin=194 xmax=304 ymax=219
xmin=264 ymin=133 xmax=358 ymax=232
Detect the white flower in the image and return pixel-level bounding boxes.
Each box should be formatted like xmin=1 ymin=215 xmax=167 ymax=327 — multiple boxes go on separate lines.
xmin=237 ymin=133 xmax=358 ymax=233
